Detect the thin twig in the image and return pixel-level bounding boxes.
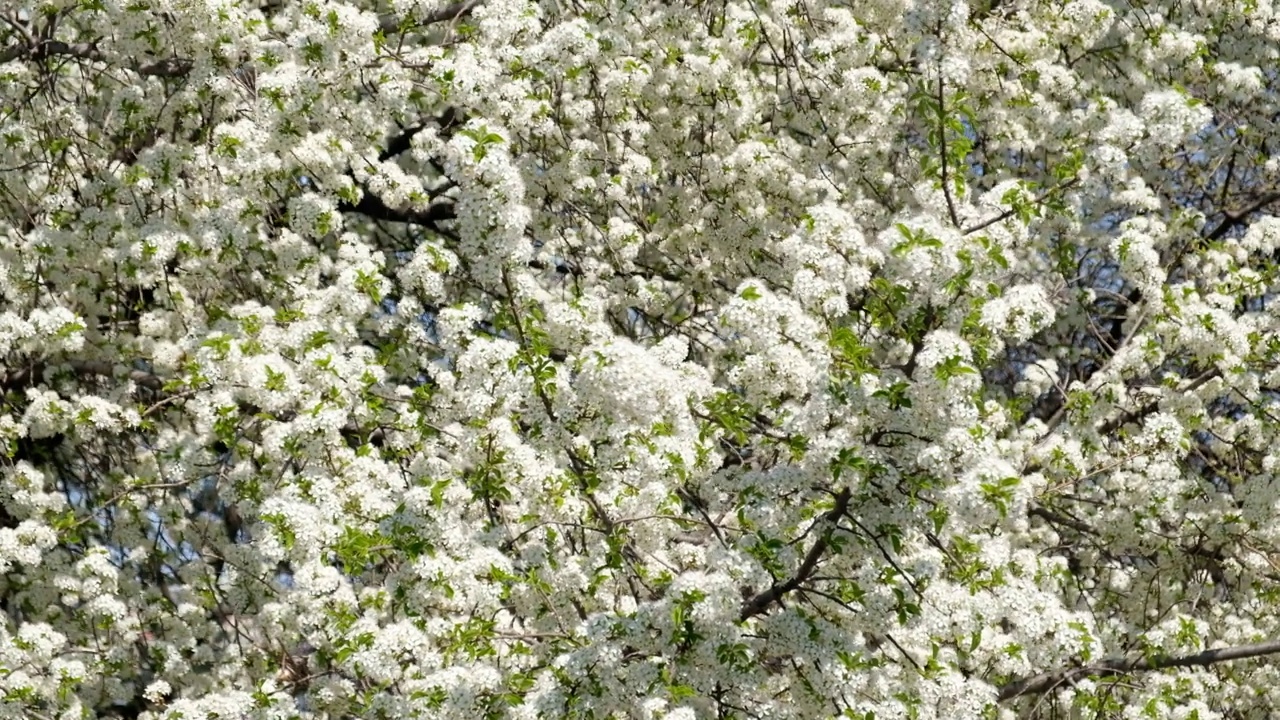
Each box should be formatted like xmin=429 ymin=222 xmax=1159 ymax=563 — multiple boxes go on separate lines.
xmin=936 ymin=75 xmax=961 ymax=228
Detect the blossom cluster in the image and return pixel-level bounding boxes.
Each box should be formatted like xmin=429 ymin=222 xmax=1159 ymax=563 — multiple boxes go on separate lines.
xmin=3 ymin=0 xmax=1280 ymax=718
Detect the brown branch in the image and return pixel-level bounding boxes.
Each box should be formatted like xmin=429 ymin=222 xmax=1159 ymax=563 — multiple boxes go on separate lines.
xmin=1096 ymin=368 xmax=1218 ymax=437
xmin=4 ymin=1 xmax=485 ymax=79
xmin=998 ymin=638 xmax=1280 ymax=701
xmin=378 ymin=107 xmax=466 ymax=163
xmin=935 ymin=76 xmax=961 ymax=229
xmin=1096 ymin=398 xmax=1159 ymax=437
xmin=1028 ymin=504 xmax=1094 ymax=535
xmin=2 ymin=359 xmax=163 ymax=392
xmin=0 ymin=40 xmax=192 ymax=77
xmin=377 ymin=0 xmax=485 ymax=33
xmin=527 ymin=258 xmax=580 ymax=277
xmin=421 ymin=0 xmax=485 ymax=25
xmin=1 ymin=359 xmax=392 ymax=443
xmin=739 ymin=486 xmax=852 ymax=621
xmin=962 ymin=177 xmax=1080 ymax=236
xmin=337 ymin=192 xmax=456 ymax=228
xmin=1205 ymin=191 xmax=1280 ymax=241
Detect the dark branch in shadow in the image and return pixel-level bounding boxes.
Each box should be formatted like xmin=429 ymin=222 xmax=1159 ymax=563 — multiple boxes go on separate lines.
xmin=739 ymin=486 xmax=852 ymax=621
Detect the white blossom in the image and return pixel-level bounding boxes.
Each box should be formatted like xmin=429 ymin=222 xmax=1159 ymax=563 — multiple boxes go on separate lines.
xmin=0 ymin=0 xmax=1277 ymax=718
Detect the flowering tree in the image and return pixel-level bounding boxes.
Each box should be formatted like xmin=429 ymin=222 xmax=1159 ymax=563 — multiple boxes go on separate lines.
xmin=4 ymin=0 xmax=1280 ymax=717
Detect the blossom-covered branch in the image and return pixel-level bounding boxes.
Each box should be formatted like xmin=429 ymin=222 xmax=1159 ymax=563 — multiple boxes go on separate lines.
xmin=6 ymin=0 xmax=1280 ymax=718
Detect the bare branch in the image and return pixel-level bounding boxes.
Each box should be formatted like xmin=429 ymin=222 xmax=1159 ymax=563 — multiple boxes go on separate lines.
xmin=999 ymin=638 xmax=1280 ymax=701
xmin=1205 ymin=190 xmax=1280 ymax=241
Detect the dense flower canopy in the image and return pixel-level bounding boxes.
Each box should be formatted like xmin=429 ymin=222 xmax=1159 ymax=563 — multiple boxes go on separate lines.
xmin=4 ymin=0 xmax=1280 ymax=717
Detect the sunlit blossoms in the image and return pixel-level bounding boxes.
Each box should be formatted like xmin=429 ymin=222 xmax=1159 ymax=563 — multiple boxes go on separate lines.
xmin=6 ymin=0 xmax=1280 ymax=718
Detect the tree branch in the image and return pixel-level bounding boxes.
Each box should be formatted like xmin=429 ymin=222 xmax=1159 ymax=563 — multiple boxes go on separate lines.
xmin=2 ymin=359 xmax=163 ymax=392
xmin=739 ymin=486 xmax=852 ymax=621
xmin=1 ymin=359 xmax=400 ymax=444
xmin=0 ymin=39 xmax=192 ymax=77
xmin=1095 ymin=368 xmax=1218 ymax=437
xmin=936 ymin=76 xmax=961 ymax=229
xmin=378 ymin=0 xmax=487 ymax=35
xmin=1205 ymin=191 xmax=1280 ymax=241
xmin=998 ymin=638 xmax=1280 ymax=701
xmin=1028 ymin=504 xmax=1094 ymax=535
xmin=378 ymin=107 xmax=466 ymax=162
xmin=3 ymin=2 xmax=486 ymax=79
xmin=337 ymin=192 xmax=456 ymax=228
xmin=962 ymin=177 xmax=1080 ymax=236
